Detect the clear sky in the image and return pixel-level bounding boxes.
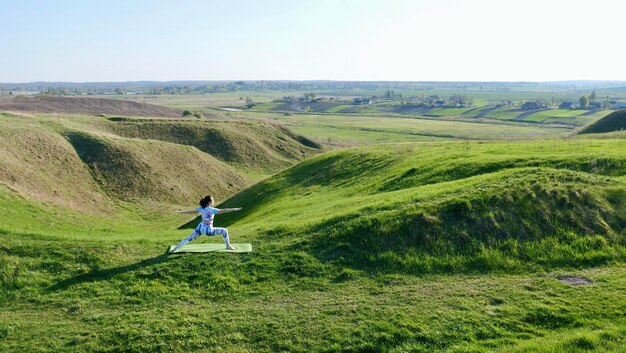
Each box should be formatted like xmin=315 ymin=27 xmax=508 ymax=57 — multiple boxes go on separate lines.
xmin=1 ymin=0 xmax=625 ymax=82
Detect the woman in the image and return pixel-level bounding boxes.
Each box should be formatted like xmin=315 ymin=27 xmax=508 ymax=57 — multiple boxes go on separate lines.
xmin=171 ymin=195 xmax=242 ymax=253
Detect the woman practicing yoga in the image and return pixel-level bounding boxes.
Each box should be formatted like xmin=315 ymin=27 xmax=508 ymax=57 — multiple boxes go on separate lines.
xmin=171 ymin=195 xmax=242 ymax=253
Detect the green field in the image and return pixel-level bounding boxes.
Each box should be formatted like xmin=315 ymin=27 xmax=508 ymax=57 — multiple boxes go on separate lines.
xmin=91 ymin=92 xmax=290 ymax=111
xmin=527 ymin=110 xmax=611 ymax=126
xmin=2 ymin=107 xmax=626 ymax=352
xmin=238 ymin=112 xmax=571 ymax=146
xmin=423 ymin=108 xmax=474 ymax=116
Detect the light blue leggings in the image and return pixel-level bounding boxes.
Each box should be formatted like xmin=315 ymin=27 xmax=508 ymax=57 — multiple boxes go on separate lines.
xmin=172 ymin=223 xmax=231 ymax=252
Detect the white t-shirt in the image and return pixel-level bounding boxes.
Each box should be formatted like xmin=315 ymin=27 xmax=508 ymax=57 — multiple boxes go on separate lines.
xmin=197 ymin=207 xmax=219 ymax=225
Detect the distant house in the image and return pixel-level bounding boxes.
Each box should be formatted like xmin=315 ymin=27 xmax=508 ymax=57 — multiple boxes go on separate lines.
xmin=612 ymin=102 xmax=626 ymax=109
xmin=353 ymin=97 xmax=372 ymax=105
xmin=559 ymin=102 xmax=575 ymax=109
xmin=589 ymin=102 xmax=602 ymax=109
xmin=434 ymin=100 xmax=446 ymax=108
xmin=522 ymin=101 xmax=540 ymax=110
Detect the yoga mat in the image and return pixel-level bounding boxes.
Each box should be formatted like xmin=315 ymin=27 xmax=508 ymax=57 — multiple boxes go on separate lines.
xmin=168 ymin=243 xmax=252 ymax=254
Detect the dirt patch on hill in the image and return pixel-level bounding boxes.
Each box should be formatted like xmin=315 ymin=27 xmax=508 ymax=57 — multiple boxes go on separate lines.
xmin=557 ymin=276 xmax=593 ymax=286
xmin=0 ymin=95 xmax=183 ymax=118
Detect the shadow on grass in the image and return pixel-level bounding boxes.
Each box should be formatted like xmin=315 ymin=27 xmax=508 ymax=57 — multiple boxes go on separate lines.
xmin=47 ymin=253 xmax=171 ymax=292
xmin=177 ymin=216 xmax=200 ymax=230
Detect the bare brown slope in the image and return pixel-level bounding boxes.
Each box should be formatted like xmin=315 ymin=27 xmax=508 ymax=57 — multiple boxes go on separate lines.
xmin=0 ymin=95 xmax=183 ymax=117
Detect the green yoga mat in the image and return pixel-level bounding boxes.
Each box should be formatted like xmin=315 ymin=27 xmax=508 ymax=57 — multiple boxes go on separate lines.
xmin=168 ymin=243 xmax=252 ymax=254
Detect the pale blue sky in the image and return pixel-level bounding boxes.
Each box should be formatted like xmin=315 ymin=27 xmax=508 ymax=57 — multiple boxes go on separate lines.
xmin=1 ymin=0 xmax=625 ymax=82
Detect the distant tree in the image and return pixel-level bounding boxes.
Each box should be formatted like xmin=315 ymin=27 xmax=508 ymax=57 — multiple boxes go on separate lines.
xmin=245 ymin=96 xmax=254 ymax=108
xmin=383 ymin=90 xmax=397 ymax=99
xmin=579 ymin=95 xmax=589 ymax=109
xmin=182 ymin=110 xmax=193 ymax=117
xmin=589 ymin=90 xmax=596 ymax=102
xmin=302 ymin=93 xmax=317 ymax=102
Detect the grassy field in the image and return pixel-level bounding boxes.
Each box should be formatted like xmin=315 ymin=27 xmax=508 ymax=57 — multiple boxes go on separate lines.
xmin=579 ymin=110 xmax=626 ymax=135
xmin=2 ymin=119 xmax=626 ymax=352
xmin=236 ymin=111 xmax=572 ymax=146
xmin=422 ymin=108 xmax=473 ymax=117
xmin=91 ymin=92 xmax=294 ymax=111
xmin=78 ymin=94 xmax=619 ymax=150
xmin=0 ymin=112 xmax=320 ymax=215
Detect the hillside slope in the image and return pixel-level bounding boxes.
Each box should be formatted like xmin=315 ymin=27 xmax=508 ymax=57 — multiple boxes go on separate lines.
xmin=0 ymin=127 xmax=109 ymax=214
xmin=0 ymin=95 xmax=183 ymax=117
xmin=2 ymin=137 xmax=626 ymax=352
xmin=0 ymin=113 xmax=321 ymax=214
xmin=217 ymin=140 xmax=626 ymax=272
xmin=100 ymin=119 xmax=322 ymax=173
xmin=578 ymin=109 xmax=626 ymax=134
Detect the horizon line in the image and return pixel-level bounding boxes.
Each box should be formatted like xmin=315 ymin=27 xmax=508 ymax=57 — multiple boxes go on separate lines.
xmin=3 ymin=79 xmax=626 ymax=85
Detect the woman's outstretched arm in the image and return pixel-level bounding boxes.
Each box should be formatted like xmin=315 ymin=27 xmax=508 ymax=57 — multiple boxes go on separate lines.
xmin=217 ymin=207 xmax=242 ymax=214
xmin=176 ymin=209 xmax=198 ymax=214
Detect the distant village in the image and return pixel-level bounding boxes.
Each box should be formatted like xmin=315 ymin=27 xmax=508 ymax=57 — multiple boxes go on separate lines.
xmin=277 ymin=92 xmax=626 ymax=110
xmin=3 ymin=84 xmax=626 ymax=110
xmin=276 ymin=91 xmax=473 ymax=108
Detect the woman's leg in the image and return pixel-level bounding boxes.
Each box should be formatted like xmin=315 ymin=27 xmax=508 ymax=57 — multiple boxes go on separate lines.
xmin=212 ymin=227 xmax=234 ymax=249
xmin=171 ymin=224 xmax=203 ymax=253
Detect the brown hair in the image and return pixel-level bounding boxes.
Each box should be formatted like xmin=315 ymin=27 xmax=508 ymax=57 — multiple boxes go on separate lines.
xmin=199 ymin=195 xmax=214 ymax=208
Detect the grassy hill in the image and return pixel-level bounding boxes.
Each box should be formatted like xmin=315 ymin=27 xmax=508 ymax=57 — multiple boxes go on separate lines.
xmin=2 ymin=132 xmax=626 ymax=352
xmin=578 ymin=109 xmax=626 ymax=134
xmin=243 ymin=111 xmax=571 ymax=147
xmin=0 ymin=95 xmax=184 ymax=118
xmin=101 ymin=119 xmax=321 ymax=173
xmin=217 ymin=140 xmax=626 ymax=273
xmin=0 ymin=112 xmax=320 ymax=215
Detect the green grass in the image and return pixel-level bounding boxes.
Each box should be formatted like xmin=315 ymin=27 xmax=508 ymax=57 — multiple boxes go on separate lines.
xmin=0 ymin=112 xmax=320 ymax=219
xmin=483 ymin=108 xmax=525 ymax=120
xmin=579 ymin=110 xmax=626 ymax=135
xmin=524 ymin=109 xmax=587 ymax=120
xmin=253 ymin=102 xmax=282 ymax=110
xmin=2 ymin=111 xmax=626 ymax=352
xmin=286 ymin=124 xmax=448 ymax=146
xmin=521 ymin=109 xmax=593 ymax=126
xmin=216 ymin=139 xmax=626 ymax=272
xmin=91 ymin=92 xmax=292 ymax=110
xmin=424 ymin=108 xmax=474 ymax=116
xmin=238 ymin=112 xmax=571 ymax=146
xmin=3 ymin=230 xmax=625 ymax=353
xmin=327 ymin=104 xmax=353 ymax=113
